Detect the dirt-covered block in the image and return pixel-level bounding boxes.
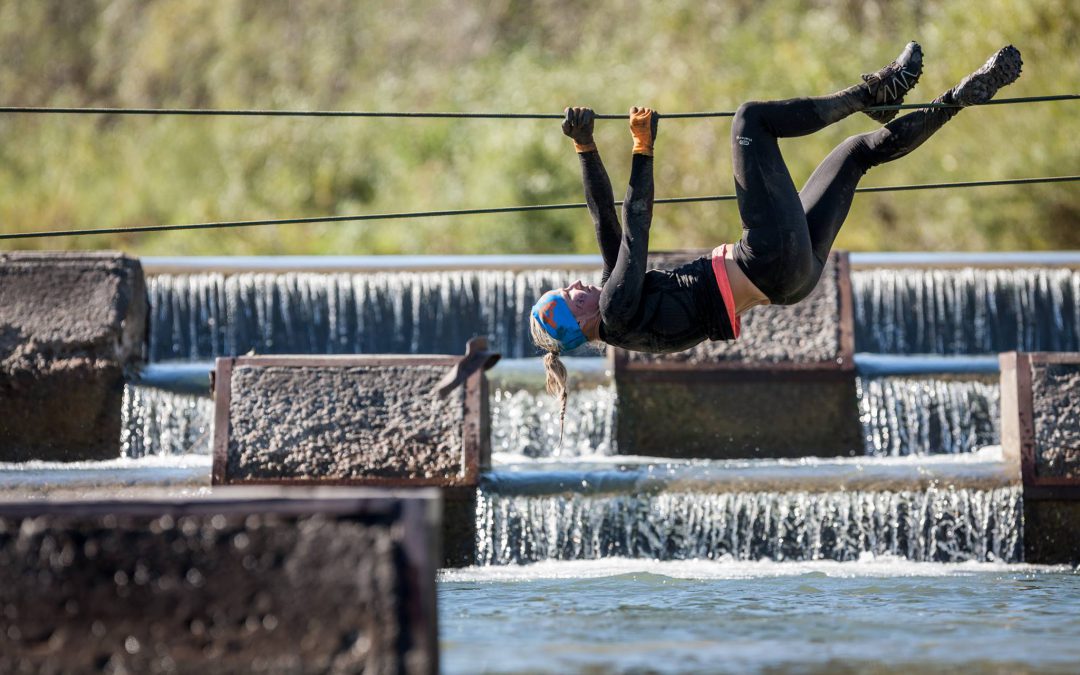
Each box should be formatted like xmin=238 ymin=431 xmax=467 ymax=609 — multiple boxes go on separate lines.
xmin=0 ymin=252 xmax=147 ymax=461
xmin=212 ymin=356 xmax=489 ymax=486
xmin=1000 ymin=352 xmax=1080 ymax=564
xmin=1001 ymin=352 xmax=1080 ymax=486
xmin=1031 ymin=361 xmax=1080 ymax=479
xmin=0 ymin=488 xmax=440 ymax=675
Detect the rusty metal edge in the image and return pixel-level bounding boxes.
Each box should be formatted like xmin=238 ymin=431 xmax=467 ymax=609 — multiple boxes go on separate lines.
xmin=614 ymin=367 xmax=856 ymax=384
xmin=835 ymin=251 xmax=856 ymax=371
xmin=477 ymin=374 xmax=492 ymax=472
xmin=460 ymin=369 xmax=481 ymax=486
xmin=1026 ymin=352 xmax=1080 ymax=365
xmin=229 ymin=355 xmax=458 ymax=368
xmin=210 ymin=358 xmax=234 ymax=486
xmin=213 ymin=476 xmax=476 ymax=488
xmin=1013 ymin=352 xmax=1039 ymax=489
xmin=617 ymin=359 xmax=853 ymax=373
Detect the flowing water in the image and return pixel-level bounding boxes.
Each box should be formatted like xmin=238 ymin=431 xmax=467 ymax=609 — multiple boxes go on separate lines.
xmin=489 ymin=384 xmax=617 ymax=458
xmin=146 ymin=266 xmax=1080 ymax=359
xmin=147 ymin=269 xmax=596 ymax=361
xmin=476 ymin=483 xmax=1021 ymax=565
xmin=120 ymin=385 xmax=213 ymax=458
xmin=858 ymin=376 xmax=999 ymax=456
xmin=439 ymin=559 xmax=1080 ymax=674
xmin=852 ymin=267 xmax=1080 ymax=354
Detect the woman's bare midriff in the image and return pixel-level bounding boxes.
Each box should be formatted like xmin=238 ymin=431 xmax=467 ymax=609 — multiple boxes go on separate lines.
xmin=722 ymin=245 xmax=771 ymax=315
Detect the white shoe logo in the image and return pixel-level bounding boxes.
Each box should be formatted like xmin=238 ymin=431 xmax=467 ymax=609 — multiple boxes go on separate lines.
xmin=737 ymin=136 xmax=752 ymax=146
xmin=882 ymin=69 xmax=916 ymax=100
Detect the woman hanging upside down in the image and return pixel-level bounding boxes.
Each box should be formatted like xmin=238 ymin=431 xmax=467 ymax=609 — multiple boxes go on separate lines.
xmin=530 ymin=42 xmax=1023 ymax=423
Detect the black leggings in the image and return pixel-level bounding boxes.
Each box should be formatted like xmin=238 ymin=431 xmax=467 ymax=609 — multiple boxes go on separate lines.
xmin=731 ymin=94 xmax=955 ymax=304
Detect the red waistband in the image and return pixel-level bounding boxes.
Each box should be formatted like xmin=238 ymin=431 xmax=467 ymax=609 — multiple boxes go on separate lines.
xmin=710 ymin=244 xmax=741 ymax=339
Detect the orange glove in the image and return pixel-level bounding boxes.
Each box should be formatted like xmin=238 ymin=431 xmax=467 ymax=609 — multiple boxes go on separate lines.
xmin=562 ymin=107 xmax=597 ymax=153
xmin=629 ymin=106 xmax=659 ymax=155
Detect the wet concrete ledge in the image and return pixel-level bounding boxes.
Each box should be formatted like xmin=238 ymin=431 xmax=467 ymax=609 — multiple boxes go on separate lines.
xmin=1000 ymin=352 xmax=1080 ymax=564
xmin=0 ymin=487 xmax=439 ymax=674
xmin=0 ymin=251 xmax=147 ymax=462
xmin=139 ymin=251 xmax=1080 ymax=274
xmin=484 ymin=452 xmax=1018 ymax=498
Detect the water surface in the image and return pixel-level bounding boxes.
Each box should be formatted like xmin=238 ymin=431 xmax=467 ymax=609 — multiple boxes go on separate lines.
xmin=440 ymin=558 xmax=1080 ymax=674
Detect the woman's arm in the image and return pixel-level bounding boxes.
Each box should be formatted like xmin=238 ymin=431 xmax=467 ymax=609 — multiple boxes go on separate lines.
xmin=599 ymin=108 xmax=657 ymax=331
xmin=563 ymin=107 xmax=620 ymax=283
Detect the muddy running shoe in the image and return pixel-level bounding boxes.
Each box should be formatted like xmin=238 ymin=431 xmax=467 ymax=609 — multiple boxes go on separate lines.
xmin=950 ymin=45 xmax=1023 ymax=107
xmin=862 ymin=41 xmax=923 ymax=123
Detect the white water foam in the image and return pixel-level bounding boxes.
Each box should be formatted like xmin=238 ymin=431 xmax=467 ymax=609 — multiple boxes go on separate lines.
xmin=441 ymin=555 xmax=1074 ymax=583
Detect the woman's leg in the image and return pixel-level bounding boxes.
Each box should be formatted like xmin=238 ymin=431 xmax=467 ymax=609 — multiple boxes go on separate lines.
xmin=731 ymin=44 xmax=923 ymax=305
xmin=789 ymin=46 xmax=1023 ymax=303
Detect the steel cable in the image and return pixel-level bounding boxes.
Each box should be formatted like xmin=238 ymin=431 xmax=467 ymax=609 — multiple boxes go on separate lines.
xmin=2 ymin=175 xmax=1076 ymax=241
xmin=0 ymin=94 xmax=1075 ymax=119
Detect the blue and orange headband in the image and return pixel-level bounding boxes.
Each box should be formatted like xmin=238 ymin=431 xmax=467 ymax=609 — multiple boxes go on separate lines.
xmin=531 ymin=291 xmax=588 ymax=351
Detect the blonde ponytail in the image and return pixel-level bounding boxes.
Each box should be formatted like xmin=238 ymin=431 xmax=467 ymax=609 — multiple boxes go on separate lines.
xmin=530 ymin=315 xmax=570 ymax=447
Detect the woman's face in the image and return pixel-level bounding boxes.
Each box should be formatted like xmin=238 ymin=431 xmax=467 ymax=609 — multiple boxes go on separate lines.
xmin=561 ymin=279 xmax=601 ymax=322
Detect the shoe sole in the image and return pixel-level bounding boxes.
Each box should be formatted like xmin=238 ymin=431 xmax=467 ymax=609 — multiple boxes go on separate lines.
xmin=955 ymin=45 xmax=1023 ymax=106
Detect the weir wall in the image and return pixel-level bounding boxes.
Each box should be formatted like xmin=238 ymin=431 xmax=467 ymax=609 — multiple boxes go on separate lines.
xmin=0 ymin=252 xmax=146 ymax=461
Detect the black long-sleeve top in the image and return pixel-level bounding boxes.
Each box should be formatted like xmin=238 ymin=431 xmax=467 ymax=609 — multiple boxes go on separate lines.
xmin=579 ymin=151 xmax=737 ymax=354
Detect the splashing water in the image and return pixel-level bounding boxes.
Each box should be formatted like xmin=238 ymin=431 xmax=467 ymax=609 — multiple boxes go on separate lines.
xmin=120 ymin=385 xmax=213 ymax=457
xmin=490 ymin=385 xmax=616 ymax=458
xmin=858 ymin=376 xmax=999 ymax=456
xmin=476 ymin=485 xmax=1022 ymax=565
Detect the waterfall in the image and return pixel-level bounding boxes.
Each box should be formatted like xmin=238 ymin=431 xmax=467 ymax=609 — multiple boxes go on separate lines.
xmin=490 ymin=384 xmax=616 ymax=458
xmin=476 ymin=486 xmax=1022 ymax=565
xmin=858 ymin=377 xmax=999 ymax=456
xmin=147 ymin=266 xmax=1080 ymax=360
xmin=852 ymin=267 xmax=1080 ymax=354
xmin=147 ymin=270 xmax=598 ymax=361
xmin=120 ymin=385 xmax=213 ymax=457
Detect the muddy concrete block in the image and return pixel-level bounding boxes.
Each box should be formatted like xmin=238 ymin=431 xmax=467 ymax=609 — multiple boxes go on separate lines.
xmin=0 ymin=487 xmax=440 ymax=675
xmin=614 ymin=251 xmax=859 ymax=458
xmin=212 ymin=356 xmax=489 ymax=486
xmin=1022 ymin=500 xmax=1080 ymax=565
xmin=212 ymin=354 xmax=491 ymax=566
xmin=0 ymin=251 xmax=147 ymax=461
xmin=1000 ymin=352 xmax=1080 ymax=564
xmin=616 ymin=371 xmax=861 ymax=459
xmin=1031 ymin=360 xmax=1080 ymax=478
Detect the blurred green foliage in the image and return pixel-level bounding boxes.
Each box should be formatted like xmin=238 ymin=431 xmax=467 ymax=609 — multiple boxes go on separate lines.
xmin=0 ymin=0 xmax=1077 ymax=254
